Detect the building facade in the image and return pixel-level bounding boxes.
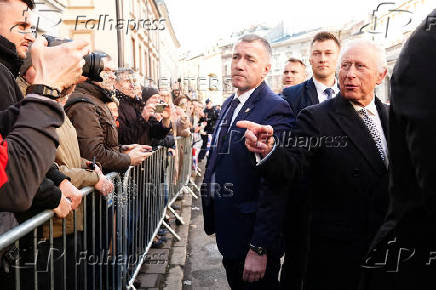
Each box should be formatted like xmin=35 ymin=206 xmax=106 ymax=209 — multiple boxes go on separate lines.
xmin=155 ymin=0 xmax=180 ymax=90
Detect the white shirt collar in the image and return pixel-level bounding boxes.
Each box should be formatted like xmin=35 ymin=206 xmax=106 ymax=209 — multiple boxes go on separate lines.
xmin=351 ymin=97 xmax=378 ymax=116
xmin=313 ymin=77 xmax=340 ymax=97
xmin=233 ymin=87 xmax=256 ymax=106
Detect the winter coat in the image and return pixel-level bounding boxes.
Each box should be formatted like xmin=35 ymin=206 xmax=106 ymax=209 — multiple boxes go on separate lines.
xmin=117 ymin=92 xmax=171 ymax=145
xmin=65 ymin=81 xmax=131 ymax=173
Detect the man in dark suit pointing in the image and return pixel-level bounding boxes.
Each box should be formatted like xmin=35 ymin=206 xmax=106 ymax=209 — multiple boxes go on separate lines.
xmin=202 ymin=34 xmax=293 ymax=289
xmin=238 ymin=39 xmax=390 ymax=290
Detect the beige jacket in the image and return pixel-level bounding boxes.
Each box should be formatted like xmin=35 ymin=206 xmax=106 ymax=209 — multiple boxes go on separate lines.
xmin=44 ymin=116 xmax=99 ymax=238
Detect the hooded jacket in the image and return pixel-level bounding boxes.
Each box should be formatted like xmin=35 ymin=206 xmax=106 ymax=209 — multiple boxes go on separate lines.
xmin=66 ymin=81 xmax=131 ymax=173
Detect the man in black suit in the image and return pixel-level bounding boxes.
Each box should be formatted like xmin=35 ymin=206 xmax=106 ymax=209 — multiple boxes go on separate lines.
xmin=238 ymin=39 xmax=390 ymax=290
xmin=283 ymin=31 xmax=341 ymax=116
xmin=360 ymin=9 xmax=436 ymax=290
xmin=201 ymin=34 xmax=293 ymax=289
xmin=279 ymin=31 xmax=341 ymax=288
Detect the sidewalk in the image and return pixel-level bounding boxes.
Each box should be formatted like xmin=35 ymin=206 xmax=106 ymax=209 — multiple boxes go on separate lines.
xmin=181 ymin=181 xmax=229 ymax=289
xmin=134 ymin=193 xmax=191 ymax=290
xmin=134 ymin=161 xmax=229 ymax=290
xmin=182 ymin=161 xmax=229 ymax=290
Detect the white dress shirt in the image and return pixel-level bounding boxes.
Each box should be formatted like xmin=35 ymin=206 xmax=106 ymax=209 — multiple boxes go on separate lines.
xmin=213 ymin=87 xmax=255 ymax=145
xmin=351 ymin=98 xmax=388 ymax=165
xmin=230 ymin=88 xmax=255 ymax=127
xmin=313 ymin=77 xmax=340 ymax=103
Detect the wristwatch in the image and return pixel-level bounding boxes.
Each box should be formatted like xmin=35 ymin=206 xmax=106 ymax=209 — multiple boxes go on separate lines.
xmin=249 ymin=244 xmax=267 ymax=256
xmin=26 ymin=84 xmax=61 ymax=100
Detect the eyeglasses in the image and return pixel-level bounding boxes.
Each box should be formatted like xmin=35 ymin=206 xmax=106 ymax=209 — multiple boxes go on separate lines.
xmin=10 ymin=24 xmax=37 ymax=38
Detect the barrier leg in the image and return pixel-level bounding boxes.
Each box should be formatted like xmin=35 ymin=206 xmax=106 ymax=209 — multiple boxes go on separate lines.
xmin=189 ymin=178 xmax=200 ymax=195
xmin=161 ymin=221 xmax=181 ymax=241
xmin=167 ymin=206 xmax=185 ymax=225
xmin=184 ymin=185 xmax=198 ymax=200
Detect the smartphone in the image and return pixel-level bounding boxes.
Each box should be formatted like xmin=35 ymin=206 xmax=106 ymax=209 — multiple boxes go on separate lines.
xmin=155 ymin=103 xmax=168 ymax=113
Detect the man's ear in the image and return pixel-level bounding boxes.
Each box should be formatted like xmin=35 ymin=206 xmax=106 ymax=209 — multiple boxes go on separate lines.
xmin=376 ymin=68 xmax=388 ymax=85
xmin=262 ymin=64 xmax=272 ymax=78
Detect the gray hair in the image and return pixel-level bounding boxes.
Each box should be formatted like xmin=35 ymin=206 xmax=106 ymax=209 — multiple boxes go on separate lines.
xmin=236 ymin=34 xmax=272 ymax=62
xmin=115 ymin=68 xmax=135 ymax=80
xmin=339 ymin=39 xmax=387 ymax=73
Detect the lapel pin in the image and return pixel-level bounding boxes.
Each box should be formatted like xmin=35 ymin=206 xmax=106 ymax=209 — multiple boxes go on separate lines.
xmin=245 ymin=108 xmax=251 ymax=113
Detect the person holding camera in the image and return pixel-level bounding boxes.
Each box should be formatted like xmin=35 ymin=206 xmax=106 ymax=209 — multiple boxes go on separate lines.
xmin=0 ymin=0 xmax=89 ymax=234
xmin=116 ymin=72 xmax=171 ymax=146
xmin=0 ymin=0 xmax=89 ymax=226
xmin=0 ymin=2 xmax=90 ymax=287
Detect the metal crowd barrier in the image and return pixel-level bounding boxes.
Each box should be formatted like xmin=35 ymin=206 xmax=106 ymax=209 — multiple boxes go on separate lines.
xmin=0 ymin=136 xmax=195 ymax=290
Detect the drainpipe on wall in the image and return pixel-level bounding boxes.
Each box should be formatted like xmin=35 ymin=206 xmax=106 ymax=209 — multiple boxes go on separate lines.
xmin=115 ymin=0 xmax=124 ymax=67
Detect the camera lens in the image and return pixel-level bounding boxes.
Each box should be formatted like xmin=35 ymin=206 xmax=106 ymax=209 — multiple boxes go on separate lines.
xmin=82 ymin=53 xmax=105 ymax=82
xmin=43 ymin=34 xmax=106 ymax=82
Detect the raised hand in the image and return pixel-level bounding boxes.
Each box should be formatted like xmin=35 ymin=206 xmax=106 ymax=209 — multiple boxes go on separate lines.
xmin=31 ymin=37 xmax=90 ymax=91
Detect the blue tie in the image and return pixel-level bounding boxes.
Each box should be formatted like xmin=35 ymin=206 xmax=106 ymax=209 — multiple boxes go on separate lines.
xmin=205 ymin=98 xmax=240 ymax=191
xmin=216 ymin=98 xmax=240 ymax=153
xmin=324 ymin=88 xmax=334 ymax=100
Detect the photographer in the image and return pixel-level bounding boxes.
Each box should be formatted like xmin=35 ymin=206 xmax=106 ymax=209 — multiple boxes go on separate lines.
xmin=0 ymin=0 xmax=89 ymax=221
xmin=0 ymin=0 xmax=84 ymax=224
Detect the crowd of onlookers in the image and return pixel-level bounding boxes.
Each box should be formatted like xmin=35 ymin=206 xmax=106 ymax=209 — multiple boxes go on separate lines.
xmin=0 ymin=1 xmax=222 ymax=288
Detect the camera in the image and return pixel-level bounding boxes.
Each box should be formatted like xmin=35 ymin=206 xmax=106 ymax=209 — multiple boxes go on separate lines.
xmin=41 ymin=35 xmax=106 ymax=82
xmin=155 ymin=102 xmax=169 ymax=113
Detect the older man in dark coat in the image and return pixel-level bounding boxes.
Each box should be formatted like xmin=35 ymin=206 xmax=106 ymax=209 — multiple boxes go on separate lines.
xmin=239 ymin=39 xmax=391 ymax=290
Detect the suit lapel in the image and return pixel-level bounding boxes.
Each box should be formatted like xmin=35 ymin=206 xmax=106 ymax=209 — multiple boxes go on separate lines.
xmin=214 ymin=82 xmax=266 ymax=166
xmin=211 ymin=95 xmax=234 ymax=138
xmin=375 ymin=97 xmax=389 ymax=137
xmin=306 ymin=78 xmax=319 ymax=106
xmin=330 ymin=94 xmax=386 ymax=175
xmin=205 ymin=95 xmax=234 ymax=179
